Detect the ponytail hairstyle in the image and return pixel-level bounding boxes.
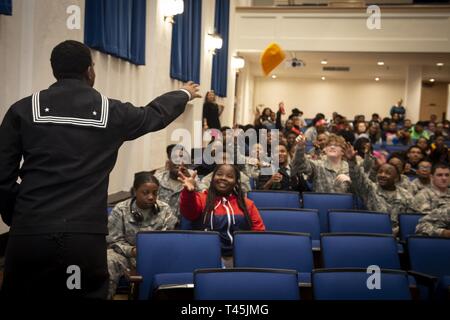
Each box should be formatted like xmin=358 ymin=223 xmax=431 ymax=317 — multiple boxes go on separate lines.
xmin=130 ymin=171 xmax=159 ymax=197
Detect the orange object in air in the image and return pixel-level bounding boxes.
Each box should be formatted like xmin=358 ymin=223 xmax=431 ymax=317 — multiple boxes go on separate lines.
xmin=260 ymin=43 xmax=286 ymax=76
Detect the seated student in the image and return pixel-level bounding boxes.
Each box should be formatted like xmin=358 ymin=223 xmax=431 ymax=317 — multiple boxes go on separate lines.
xmin=154 ymin=145 xmax=201 ymax=220
xmin=199 ymin=148 xmax=251 ymax=193
xmin=286 ymin=131 xmax=299 ymax=159
xmin=416 ymin=208 xmax=450 ymax=237
xmin=244 ymin=143 xmax=271 ymax=179
xmin=304 ymin=117 xmax=328 ymax=142
xmin=307 ymin=133 xmax=329 ymax=160
xmin=411 ymin=160 xmax=432 ymax=194
xmin=106 ymin=172 xmax=177 ymax=299
xmin=429 ymin=134 xmax=449 ymax=165
xmin=179 ymin=164 xmax=265 ymax=266
xmin=382 ymin=122 xmax=399 ymax=145
xmin=283 ymin=118 xmax=294 ymax=136
xmin=404 ymin=145 xmax=426 ymax=176
xmin=396 ymin=128 xmax=412 ymax=145
xmin=368 ymin=122 xmax=383 ymax=145
xmin=387 ymin=154 xmax=418 ymax=195
xmin=412 ymin=163 xmax=450 ymax=215
xmin=291 ymin=134 xmax=351 ymax=193
xmin=416 ymin=137 xmax=431 ymax=156
xmin=353 ymin=137 xmax=372 ymax=165
xmin=345 ymin=144 xmax=415 ymax=235
xmin=256 ymin=143 xmax=298 ymax=191
xmin=410 ymin=122 xmax=430 ymax=141
xmin=354 ymin=121 xmax=369 ymax=141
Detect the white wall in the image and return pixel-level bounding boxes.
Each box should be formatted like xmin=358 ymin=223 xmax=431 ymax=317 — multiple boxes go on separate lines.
xmin=251 ymin=77 xmax=405 ymax=122
xmin=234 ymin=7 xmax=450 ymax=53
xmin=0 ymin=0 xmax=222 ymax=196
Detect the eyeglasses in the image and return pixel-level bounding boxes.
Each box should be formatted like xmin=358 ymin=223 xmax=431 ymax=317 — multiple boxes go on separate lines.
xmin=418 ymin=166 xmax=431 ymax=170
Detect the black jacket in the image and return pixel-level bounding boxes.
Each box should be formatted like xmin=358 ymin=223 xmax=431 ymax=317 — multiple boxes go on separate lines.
xmin=0 ymin=79 xmax=189 ymax=235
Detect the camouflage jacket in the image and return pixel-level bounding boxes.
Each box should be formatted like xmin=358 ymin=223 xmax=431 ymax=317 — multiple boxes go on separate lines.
xmin=416 ymin=207 xmax=450 ymax=236
xmin=154 ymin=169 xmax=201 ymax=218
xmin=411 ymin=185 xmax=450 ymax=215
xmin=398 ymin=175 xmax=418 ymax=195
xmin=106 ymin=199 xmax=177 ymax=258
xmin=243 ymin=157 xmax=272 ymax=179
xmin=364 ymin=155 xmax=417 ymax=195
xmin=291 ymin=146 xmax=350 ymax=193
xmin=349 ymin=160 xmax=416 ymax=233
xmin=410 ymin=178 xmax=431 ymax=195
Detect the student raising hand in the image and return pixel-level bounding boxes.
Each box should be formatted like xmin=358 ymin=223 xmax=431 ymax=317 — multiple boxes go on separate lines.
xmin=178 ymin=169 xmax=197 ymax=191
xmin=343 ymin=142 xmax=357 ymax=161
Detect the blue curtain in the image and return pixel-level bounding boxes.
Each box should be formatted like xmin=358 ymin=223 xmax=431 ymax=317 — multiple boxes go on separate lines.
xmin=84 ymin=0 xmax=146 ymax=66
xmin=170 ymin=0 xmax=202 ymax=83
xmin=211 ymin=0 xmax=230 ymax=97
xmin=0 ymin=0 xmax=12 ymax=15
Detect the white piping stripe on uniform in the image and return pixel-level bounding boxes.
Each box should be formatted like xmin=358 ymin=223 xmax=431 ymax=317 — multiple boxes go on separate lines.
xmin=222 ymin=197 xmax=234 ymax=245
xmin=32 ymin=91 xmax=109 ymax=128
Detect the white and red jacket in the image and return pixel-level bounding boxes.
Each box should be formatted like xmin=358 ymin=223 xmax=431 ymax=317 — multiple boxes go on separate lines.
xmin=180 ymin=189 xmax=265 ymax=254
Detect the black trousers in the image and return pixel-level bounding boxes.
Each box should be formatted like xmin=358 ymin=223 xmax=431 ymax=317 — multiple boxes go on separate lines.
xmin=1 ymin=233 xmax=109 ymax=299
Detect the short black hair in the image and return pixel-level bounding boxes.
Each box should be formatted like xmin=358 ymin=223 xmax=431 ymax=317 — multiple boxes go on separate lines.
xmin=431 ymin=162 xmax=450 ymax=175
xmin=337 ymin=130 xmax=355 ymax=145
xmin=387 ymin=153 xmax=406 ymax=170
xmin=50 ymin=40 xmax=92 ymax=80
xmin=133 ymin=171 xmax=159 ymax=191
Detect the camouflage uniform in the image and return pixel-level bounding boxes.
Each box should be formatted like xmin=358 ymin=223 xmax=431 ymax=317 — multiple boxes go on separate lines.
xmin=291 ymin=145 xmax=351 ymax=193
xmin=364 ymin=155 xmax=417 ymax=194
xmin=106 ymin=198 xmax=177 ymax=299
xmin=398 ymin=175 xmax=418 ymax=195
xmin=243 ymin=157 xmax=271 ymax=179
xmin=416 ymin=207 xmax=450 ymax=236
xmin=410 ymin=178 xmax=431 ymax=195
xmin=411 ymin=185 xmax=450 ymax=215
xmin=198 ymin=171 xmax=252 ymax=193
xmin=348 ymin=160 xmax=416 ymax=234
xmin=154 ymin=169 xmax=201 ymax=219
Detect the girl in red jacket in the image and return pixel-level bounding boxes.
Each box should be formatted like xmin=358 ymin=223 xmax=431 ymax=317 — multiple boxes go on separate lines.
xmin=179 ymin=164 xmax=265 ymax=260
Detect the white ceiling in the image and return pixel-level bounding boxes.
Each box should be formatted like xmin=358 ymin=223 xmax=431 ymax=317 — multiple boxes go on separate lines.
xmin=240 ymin=51 xmax=450 ymax=82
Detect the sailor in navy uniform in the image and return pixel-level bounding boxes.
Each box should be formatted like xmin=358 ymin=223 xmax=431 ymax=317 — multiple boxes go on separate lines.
xmin=0 ymin=40 xmax=200 ymax=298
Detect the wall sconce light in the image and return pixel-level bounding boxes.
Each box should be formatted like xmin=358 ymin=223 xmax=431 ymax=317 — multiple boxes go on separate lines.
xmin=206 ymin=32 xmax=223 ymax=54
xmin=162 ymin=0 xmax=184 ymax=24
xmin=231 ymin=56 xmax=245 ymax=70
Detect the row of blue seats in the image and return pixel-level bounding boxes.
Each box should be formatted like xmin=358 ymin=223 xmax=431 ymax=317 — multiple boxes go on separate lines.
xmin=181 ymin=191 xmax=420 ymax=237
xmin=194 ymin=267 xmax=413 ymax=300
xmin=133 ymin=231 xmax=450 ymax=300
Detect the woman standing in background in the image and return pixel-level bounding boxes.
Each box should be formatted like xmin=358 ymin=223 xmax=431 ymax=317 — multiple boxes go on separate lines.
xmin=203 ymin=90 xmax=224 ymax=132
